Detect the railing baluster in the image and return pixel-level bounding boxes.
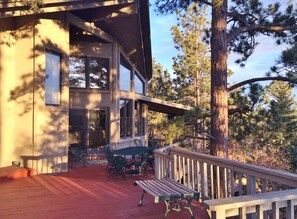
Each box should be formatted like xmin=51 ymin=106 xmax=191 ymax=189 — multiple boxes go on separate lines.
xmin=239 ymin=207 xmax=246 ymax=219
xmin=286 ymin=200 xmax=294 ymax=219
xmin=197 ymin=160 xmax=201 ymax=192
xmin=231 ymin=170 xmax=235 ymax=197
xmin=201 ymin=161 xmax=208 ymax=198
xmin=210 ymin=164 xmax=214 ymax=199
xmin=173 ymin=154 xmax=177 ymax=181
xmin=247 ymin=175 xmax=256 ymax=195
xmin=153 ymin=145 xmax=297 ymax=218
xmin=238 ymin=173 xmax=243 ymax=196
xmin=216 ymin=166 xmax=220 ymax=199
xmin=272 ymin=202 xmax=279 ymax=219
xmin=191 ymin=158 xmax=195 ymax=190
xmin=223 ymin=167 xmax=228 ymax=198
xmin=256 ymin=204 xmax=264 ymax=219
xmin=182 ymin=156 xmax=186 ymax=186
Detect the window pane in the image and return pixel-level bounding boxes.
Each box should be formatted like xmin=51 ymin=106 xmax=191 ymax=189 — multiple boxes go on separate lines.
xmin=89 ymin=58 xmax=109 ymax=89
xmin=69 ymin=109 xmax=87 ymax=146
xmin=45 ymin=52 xmax=60 ymax=105
xmin=69 ymin=57 xmax=86 ymax=88
xmin=120 ymin=99 xmax=132 ymax=137
xmin=135 ymin=73 xmax=144 ymax=94
xmin=120 ymin=58 xmax=131 ymax=91
xmin=89 ymin=110 xmax=108 ymax=148
xmin=134 ymin=101 xmax=145 ymax=136
xmin=120 ymin=99 xmax=126 ymax=137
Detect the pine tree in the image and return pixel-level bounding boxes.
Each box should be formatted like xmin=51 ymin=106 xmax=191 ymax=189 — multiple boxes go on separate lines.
xmin=155 ymin=0 xmax=297 ymax=157
xmin=147 ymin=60 xmax=176 ymax=139
xmin=171 ymin=3 xmax=211 ymax=109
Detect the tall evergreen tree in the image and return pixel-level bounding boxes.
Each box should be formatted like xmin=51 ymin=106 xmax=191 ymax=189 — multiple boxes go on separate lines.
xmin=148 ymin=59 xmax=176 ymax=101
xmin=155 ymin=0 xmax=297 ymax=157
xmin=147 ymin=60 xmax=176 ymax=138
xmin=264 ymin=81 xmax=297 ymax=149
xmin=171 ymin=4 xmax=211 ymax=109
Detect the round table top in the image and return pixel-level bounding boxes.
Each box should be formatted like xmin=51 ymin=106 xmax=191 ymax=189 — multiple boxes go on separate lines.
xmin=113 ymin=146 xmax=149 ymax=156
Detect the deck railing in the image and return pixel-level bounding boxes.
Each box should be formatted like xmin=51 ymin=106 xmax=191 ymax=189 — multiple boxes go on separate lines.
xmin=154 ymin=144 xmax=297 ymax=218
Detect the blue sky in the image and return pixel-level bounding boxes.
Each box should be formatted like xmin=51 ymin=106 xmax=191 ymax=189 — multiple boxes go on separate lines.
xmin=149 ymin=4 xmax=288 ymax=87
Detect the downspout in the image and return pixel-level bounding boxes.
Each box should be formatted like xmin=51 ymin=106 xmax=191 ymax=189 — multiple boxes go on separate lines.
xmin=32 ymin=21 xmax=36 ymax=168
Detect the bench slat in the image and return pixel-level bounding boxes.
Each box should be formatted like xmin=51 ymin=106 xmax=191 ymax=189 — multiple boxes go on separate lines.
xmin=135 ymin=178 xmax=199 ymax=203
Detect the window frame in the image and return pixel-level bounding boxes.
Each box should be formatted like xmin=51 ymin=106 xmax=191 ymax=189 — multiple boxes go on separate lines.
xmin=120 ymin=98 xmax=133 ymax=138
xmin=119 ymin=54 xmax=132 ymax=92
xmin=134 ymin=71 xmax=145 ymax=94
xmin=134 ymin=101 xmax=145 ymax=136
xmin=69 ymin=56 xmax=110 ymax=90
xmin=45 ymin=50 xmax=61 ymax=105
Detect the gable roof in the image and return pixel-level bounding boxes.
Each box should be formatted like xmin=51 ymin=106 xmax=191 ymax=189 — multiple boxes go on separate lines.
xmin=0 ymin=0 xmax=152 ymax=79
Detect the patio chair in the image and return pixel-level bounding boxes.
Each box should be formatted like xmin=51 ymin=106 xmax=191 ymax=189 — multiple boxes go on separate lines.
xmin=68 ymin=144 xmax=87 ymax=168
xmin=146 ymin=147 xmax=155 ymax=172
xmin=104 ymin=145 xmax=127 ymax=177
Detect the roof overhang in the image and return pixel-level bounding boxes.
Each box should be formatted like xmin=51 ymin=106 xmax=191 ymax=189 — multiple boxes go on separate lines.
xmin=135 ymin=94 xmax=194 ymax=116
xmin=0 ymin=0 xmax=152 ymax=80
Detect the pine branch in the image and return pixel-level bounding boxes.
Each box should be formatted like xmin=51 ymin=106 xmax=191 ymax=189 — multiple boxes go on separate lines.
xmin=228 ymin=76 xmax=297 ymax=92
xmin=227 ymin=24 xmax=297 ymax=43
xmin=199 ymin=0 xmax=212 ymax=6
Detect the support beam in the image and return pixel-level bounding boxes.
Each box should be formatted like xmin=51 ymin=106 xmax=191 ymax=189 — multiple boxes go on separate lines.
xmin=67 ymin=12 xmax=113 ymax=43
xmin=0 ymin=0 xmax=136 ymax=18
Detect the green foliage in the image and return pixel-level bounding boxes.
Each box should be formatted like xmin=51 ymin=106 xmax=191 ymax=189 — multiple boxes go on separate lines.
xmin=147 ymin=60 xmax=177 ymax=141
xmin=229 ymin=81 xmax=297 ymax=172
xmin=148 ymin=59 xmax=176 ymax=101
xmin=20 ymin=0 xmax=43 ymax=12
xmin=228 ymin=0 xmax=297 ymax=66
xmin=270 ymin=43 xmax=297 ymax=83
xmin=155 ymin=0 xmax=297 ymax=164
xmin=171 ymin=3 xmax=211 ymax=108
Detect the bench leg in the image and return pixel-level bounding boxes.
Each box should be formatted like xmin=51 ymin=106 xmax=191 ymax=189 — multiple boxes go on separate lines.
xmin=183 ymin=198 xmax=195 ymax=219
xmin=138 ymin=190 xmax=146 ymax=207
xmin=163 ymin=198 xmax=195 ymax=219
xmin=163 ymin=200 xmax=171 ymax=219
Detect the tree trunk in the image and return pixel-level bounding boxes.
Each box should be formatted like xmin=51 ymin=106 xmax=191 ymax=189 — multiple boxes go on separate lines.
xmin=210 ymin=0 xmax=228 ymax=158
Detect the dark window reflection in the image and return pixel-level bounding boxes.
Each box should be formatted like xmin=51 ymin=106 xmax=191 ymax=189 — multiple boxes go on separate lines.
xmin=69 ymin=57 xmax=109 ymax=90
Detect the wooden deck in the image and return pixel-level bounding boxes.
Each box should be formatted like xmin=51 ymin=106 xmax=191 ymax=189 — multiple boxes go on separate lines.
xmin=0 ymin=163 xmax=209 ymax=219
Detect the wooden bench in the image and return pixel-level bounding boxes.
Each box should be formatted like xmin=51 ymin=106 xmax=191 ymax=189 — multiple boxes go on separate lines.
xmin=134 ymin=178 xmax=200 ymax=219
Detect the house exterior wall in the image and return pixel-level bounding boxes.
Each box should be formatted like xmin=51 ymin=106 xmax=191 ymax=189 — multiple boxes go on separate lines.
xmin=69 ymin=42 xmax=148 ymax=149
xmin=0 ymin=5 xmax=150 ymax=174
xmin=0 ymin=14 xmax=69 ymax=174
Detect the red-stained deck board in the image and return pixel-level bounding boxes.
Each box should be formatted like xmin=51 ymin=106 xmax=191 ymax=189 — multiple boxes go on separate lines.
xmin=0 ymin=166 xmax=34 ymax=181
xmin=0 ymin=164 xmax=209 ymax=219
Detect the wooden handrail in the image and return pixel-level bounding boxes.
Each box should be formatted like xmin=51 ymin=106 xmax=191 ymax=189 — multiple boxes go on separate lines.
xmin=171 ymin=147 xmax=297 ymax=187
xmin=154 ymin=145 xmax=297 ymax=218
xmin=204 ymin=189 xmax=297 ymax=218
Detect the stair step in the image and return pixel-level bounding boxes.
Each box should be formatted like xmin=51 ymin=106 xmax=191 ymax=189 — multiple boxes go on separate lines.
xmin=0 ymin=166 xmax=35 ymax=182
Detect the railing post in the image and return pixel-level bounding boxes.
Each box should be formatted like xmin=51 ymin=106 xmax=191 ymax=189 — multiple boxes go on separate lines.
xmin=155 ymin=155 xmax=160 ymax=179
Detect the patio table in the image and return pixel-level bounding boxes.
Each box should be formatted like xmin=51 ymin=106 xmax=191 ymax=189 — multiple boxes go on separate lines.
xmin=113 ymin=146 xmax=149 ymax=175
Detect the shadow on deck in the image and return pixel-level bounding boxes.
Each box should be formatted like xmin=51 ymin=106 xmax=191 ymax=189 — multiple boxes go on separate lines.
xmin=0 ymin=163 xmax=209 ymax=219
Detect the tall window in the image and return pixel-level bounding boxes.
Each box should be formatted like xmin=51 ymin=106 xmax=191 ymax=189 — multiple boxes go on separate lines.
xmin=69 ymin=57 xmax=109 ymax=89
xmin=69 ymin=109 xmax=109 ymax=148
xmin=120 ymin=99 xmax=132 ymax=138
xmin=120 ymin=55 xmax=132 ymax=92
xmin=45 ymin=51 xmax=61 ymax=105
xmin=134 ymin=101 xmax=145 ymax=136
xmin=89 ymin=109 xmax=109 ymax=148
xmin=134 ymin=72 xmax=145 ymax=94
